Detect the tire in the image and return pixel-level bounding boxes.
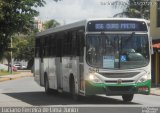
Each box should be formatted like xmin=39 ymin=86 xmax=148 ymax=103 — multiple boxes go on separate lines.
xmin=70 ymin=77 xmax=79 ymax=101
xmin=44 ymin=75 xmax=52 ymax=95
xmin=122 ymin=94 xmax=134 ymax=102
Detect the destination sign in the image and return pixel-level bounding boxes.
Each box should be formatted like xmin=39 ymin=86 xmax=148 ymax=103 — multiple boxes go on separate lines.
xmin=87 ymin=20 xmax=147 ymax=32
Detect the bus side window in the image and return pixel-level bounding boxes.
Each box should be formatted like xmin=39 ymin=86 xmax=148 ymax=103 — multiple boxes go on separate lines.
xmin=39 ymin=38 xmax=43 ymax=58
xmin=44 ymin=37 xmax=49 ymax=57
xmin=71 ymin=31 xmax=77 ymax=56
xmin=56 ymin=33 xmax=63 ymax=57
xmin=35 ymin=38 xmax=40 ymax=57
xmin=76 ymin=29 xmax=84 ymax=57
xmin=55 ymin=34 xmax=58 ymax=57
xmin=61 ymin=32 xmax=65 ymax=57
xmin=51 ymin=35 xmax=56 ymax=57
xmin=56 ymin=34 xmax=59 ymax=57
xmin=68 ymin=32 xmax=72 ymax=56
xmin=48 ymin=35 xmax=52 ymax=57
xmin=62 ymin=32 xmax=68 ymax=56
xmin=39 ymin=38 xmax=45 ymax=62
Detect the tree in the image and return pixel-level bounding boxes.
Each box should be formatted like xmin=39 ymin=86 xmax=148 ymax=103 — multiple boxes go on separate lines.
xmin=43 ymin=19 xmax=60 ymax=29
xmin=12 ymin=33 xmax=35 ymax=69
xmin=0 ymin=0 xmax=46 ymax=59
xmin=113 ymin=0 xmax=150 ymax=19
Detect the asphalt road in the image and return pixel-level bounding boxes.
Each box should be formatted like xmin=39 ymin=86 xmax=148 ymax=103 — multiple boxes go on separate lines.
xmin=0 ymin=77 xmax=160 ymax=113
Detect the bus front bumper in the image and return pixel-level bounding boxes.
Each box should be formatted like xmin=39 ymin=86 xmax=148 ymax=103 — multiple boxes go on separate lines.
xmin=84 ymin=80 xmax=151 ymax=96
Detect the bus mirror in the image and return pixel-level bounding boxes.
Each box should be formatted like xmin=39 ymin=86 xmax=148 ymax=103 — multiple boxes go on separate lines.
xmin=150 ymin=37 xmax=154 ymax=54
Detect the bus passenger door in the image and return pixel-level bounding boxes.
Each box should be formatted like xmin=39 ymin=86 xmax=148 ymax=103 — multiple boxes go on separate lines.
xmin=77 ymin=30 xmax=85 ymax=91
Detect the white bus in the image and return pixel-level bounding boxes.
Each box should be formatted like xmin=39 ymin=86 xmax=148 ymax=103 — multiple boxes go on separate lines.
xmin=34 ymin=18 xmax=151 ymax=102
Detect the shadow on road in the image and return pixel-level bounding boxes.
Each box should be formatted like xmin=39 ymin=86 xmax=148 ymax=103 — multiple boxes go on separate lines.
xmin=4 ymin=92 xmax=140 ymax=106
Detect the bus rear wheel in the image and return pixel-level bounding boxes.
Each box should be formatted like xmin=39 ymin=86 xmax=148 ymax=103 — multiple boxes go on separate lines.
xmin=44 ymin=75 xmax=52 ymax=95
xmin=122 ymin=94 xmax=134 ymax=102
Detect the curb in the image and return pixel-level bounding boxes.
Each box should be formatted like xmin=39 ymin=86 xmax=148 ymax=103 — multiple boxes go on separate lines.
xmin=150 ymin=93 xmax=160 ymax=96
xmin=0 ymin=78 xmax=10 ymax=82
xmin=150 ymin=89 xmax=160 ymax=96
xmin=0 ymin=74 xmax=33 ymax=82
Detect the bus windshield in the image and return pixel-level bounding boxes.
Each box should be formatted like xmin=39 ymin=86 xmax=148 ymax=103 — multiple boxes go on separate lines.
xmin=86 ymin=34 xmax=149 ymax=69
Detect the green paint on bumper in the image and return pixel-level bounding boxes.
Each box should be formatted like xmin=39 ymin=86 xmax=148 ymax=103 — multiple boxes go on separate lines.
xmin=85 ymin=80 xmax=151 ymax=96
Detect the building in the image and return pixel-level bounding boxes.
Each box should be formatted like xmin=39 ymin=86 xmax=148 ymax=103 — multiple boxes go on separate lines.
xmin=33 ymin=17 xmax=44 ymax=32
xmin=150 ymin=0 xmax=160 ymax=85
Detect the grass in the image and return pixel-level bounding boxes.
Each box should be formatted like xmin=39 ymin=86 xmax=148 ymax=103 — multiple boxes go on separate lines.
xmin=0 ymin=71 xmax=20 ymax=76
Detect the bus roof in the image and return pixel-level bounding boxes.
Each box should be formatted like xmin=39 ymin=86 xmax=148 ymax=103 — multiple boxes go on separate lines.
xmin=36 ymin=18 xmax=148 ymax=37
xmin=36 ymin=20 xmax=86 ymax=37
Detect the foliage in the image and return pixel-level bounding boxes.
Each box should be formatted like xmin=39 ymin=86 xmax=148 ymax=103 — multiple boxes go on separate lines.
xmin=43 ymin=19 xmax=60 ymax=29
xmin=0 ymin=0 xmax=46 ymax=59
xmin=13 ymin=33 xmax=35 ymax=62
xmin=11 ymin=32 xmax=35 ymax=69
xmin=0 ymin=34 xmax=10 ymax=59
xmin=113 ymin=0 xmax=150 ymax=19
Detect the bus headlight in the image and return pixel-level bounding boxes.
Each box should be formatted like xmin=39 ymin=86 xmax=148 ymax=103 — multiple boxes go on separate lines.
xmin=89 ymin=73 xmax=103 ymax=83
xmin=137 ymin=75 xmax=148 ymax=83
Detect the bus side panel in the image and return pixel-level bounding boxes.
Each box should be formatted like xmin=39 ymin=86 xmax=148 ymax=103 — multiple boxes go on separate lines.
xmin=55 ymin=57 xmax=63 ymax=89
xmin=34 ymin=58 xmax=40 ymax=85
xmin=48 ymin=58 xmax=57 ymax=90
xmin=62 ymin=57 xmax=71 ymax=92
xmin=61 ymin=57 xmax=80 ymax=94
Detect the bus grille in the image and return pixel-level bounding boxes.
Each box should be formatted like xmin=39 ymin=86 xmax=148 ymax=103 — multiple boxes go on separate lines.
xmin=105 ymin=80 xmax=134 ymax=84
xmin=99 ymin=72 xmax=139 ymax=78
xmin=107 ymin=86 xmax=133 ymax=92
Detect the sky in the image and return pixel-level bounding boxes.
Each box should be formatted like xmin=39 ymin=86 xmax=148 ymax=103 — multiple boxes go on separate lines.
xmin=36 ymin=0 xmax=127 ymax=24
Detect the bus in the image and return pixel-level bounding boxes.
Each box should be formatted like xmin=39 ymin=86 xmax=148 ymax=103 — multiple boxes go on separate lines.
xmin=34 ymin=18 xmax=151 ymax=102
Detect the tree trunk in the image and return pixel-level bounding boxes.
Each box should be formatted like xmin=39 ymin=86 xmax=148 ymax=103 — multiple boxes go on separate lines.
xmin=7 ymin=58 xmax=10 ymax=72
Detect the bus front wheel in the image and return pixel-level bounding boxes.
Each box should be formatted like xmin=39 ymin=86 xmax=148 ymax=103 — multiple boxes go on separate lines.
xmin=122 ymin=94 xmax=134 ymax=102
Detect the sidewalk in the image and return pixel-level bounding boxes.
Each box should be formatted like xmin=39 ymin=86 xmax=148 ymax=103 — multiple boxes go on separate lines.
xmin=150 ymin=88 xmax=160 ymax=96
xmin=0 ymin=71 xmax=33 ymax=82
